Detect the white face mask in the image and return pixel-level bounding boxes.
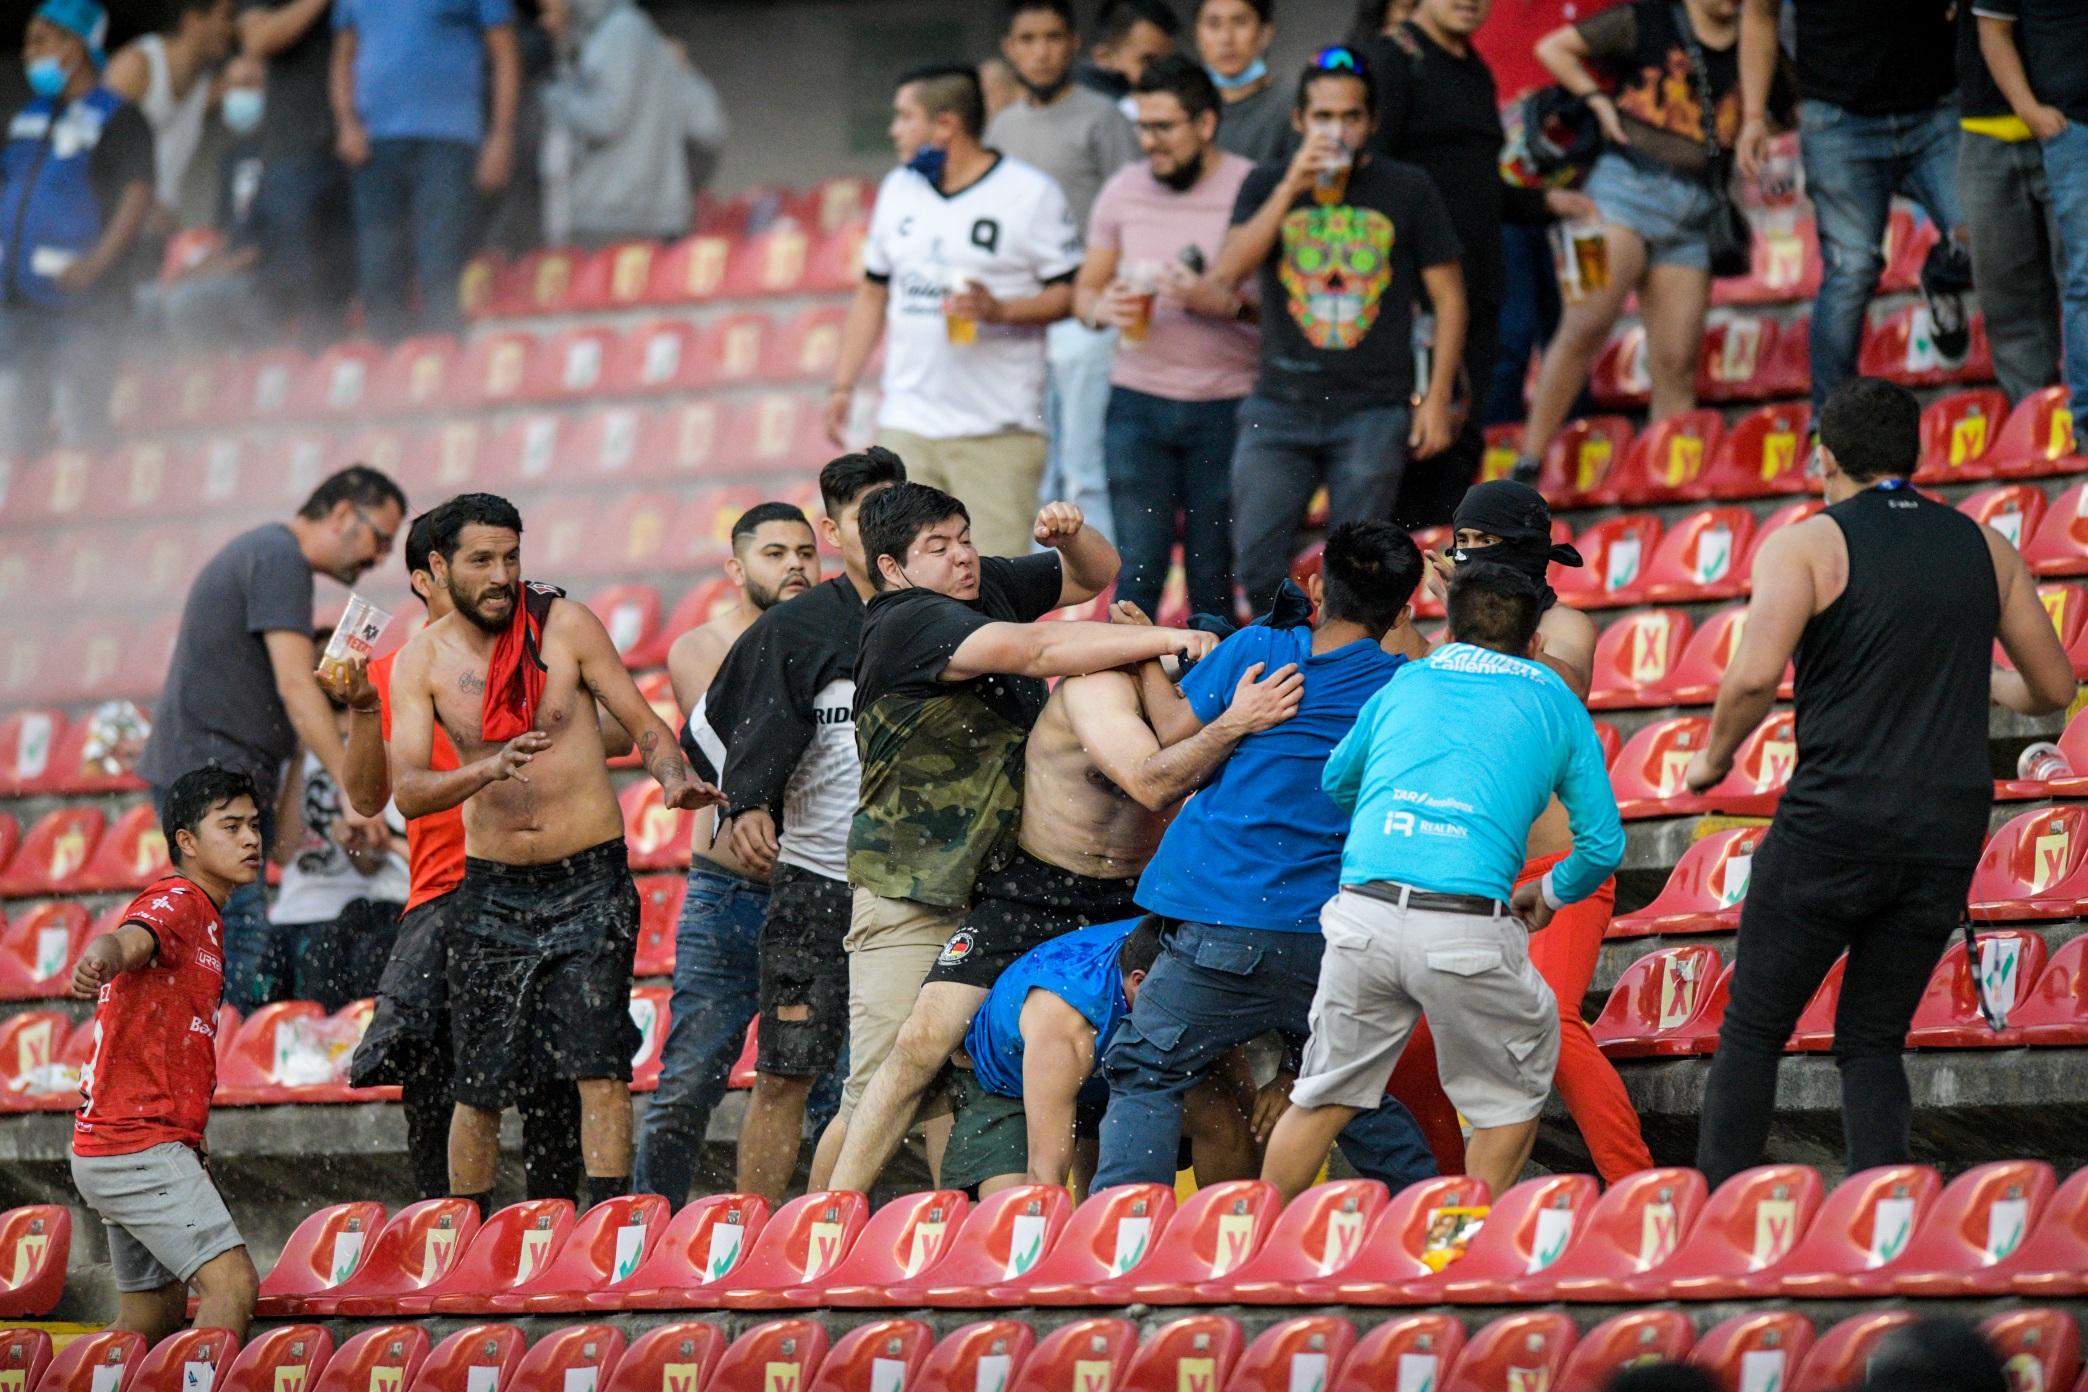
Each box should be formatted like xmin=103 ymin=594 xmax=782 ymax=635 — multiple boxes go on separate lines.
xmin=222 ymin=87 xmax=264 ymax=135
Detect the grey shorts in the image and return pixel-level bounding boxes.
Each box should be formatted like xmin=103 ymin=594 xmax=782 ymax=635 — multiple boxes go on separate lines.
xmin=1582 ymin=151 xmax=1718 ymax=271
xmin=70 ymin=1142 xmax=245 ymax=1291
xmin=1291 ymin=888 xmax=1560 ymax=1127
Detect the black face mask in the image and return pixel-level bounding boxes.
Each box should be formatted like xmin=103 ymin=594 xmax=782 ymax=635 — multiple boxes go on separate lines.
xmin=1451 ymin=479 xmax=1582 ymax=609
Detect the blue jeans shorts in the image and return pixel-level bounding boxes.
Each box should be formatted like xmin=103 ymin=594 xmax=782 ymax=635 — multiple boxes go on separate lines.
xmin=1584 ymin=151 xmax=1718 ymax=270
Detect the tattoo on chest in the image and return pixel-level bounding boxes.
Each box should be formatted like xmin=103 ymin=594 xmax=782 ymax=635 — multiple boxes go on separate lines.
xmin=457 ymin=671 xmax=487 ymax=695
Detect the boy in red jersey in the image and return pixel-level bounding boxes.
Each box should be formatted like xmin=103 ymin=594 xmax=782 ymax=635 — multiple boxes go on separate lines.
xmin=68 ymin=765 xmax=263 ymax=1340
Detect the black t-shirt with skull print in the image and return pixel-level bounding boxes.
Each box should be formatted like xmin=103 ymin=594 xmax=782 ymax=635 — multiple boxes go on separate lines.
xmin=1230 ymin=153 xmax=1461 ymax=410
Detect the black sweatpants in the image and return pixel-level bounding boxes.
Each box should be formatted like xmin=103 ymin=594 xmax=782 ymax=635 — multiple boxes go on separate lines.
xmin=1695 ymin=828 xmax=1974 ymax=1187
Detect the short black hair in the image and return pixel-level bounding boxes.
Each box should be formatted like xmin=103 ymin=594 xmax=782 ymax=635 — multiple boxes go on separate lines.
xmin=731 ymin=502 xmax=813 ymax=552
xmin=161 ymin=766 xmax=258 ymax=868
xmin=298 ymin=465 xmax=407 ymax=523
xmin=1118 ymin=916 xmax=1165 ymax=978
xmin=1296 ymin=44 xmax=1375 ymax=113
xmin=428 ymin=492 xmax=524 ymax=562
xmin=1320 ymin=521 xmax=1421 ymax=635
xmin=1133 ymin=51 xmax=1220 ymax=121
xmin=820 ymin=446 xmax=909 ymax=517
xmin=1098 ymin=0 xmax=1182 ymax=45
xmin=898 ymin=63 xmax=987 ymax=140
xmin=859 ymin=482 xmax=969 ymax=591
xmin=1820 ymin=376 xmax=1921 ymax=482
xmin=1005 ymin=0 xmax=1075 ymax=30
xmin=1447 ymin=562 xmax=1543 ymax=655
xmin=401 ymin=507 xmax=446 ymax=602
xmin=1199 ymin=0 xmax=1274 ymax=22
xmin=1602 ymin=1367 xmax=1719 ymax=1392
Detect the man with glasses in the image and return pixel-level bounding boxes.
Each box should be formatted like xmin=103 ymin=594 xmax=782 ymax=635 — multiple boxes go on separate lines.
xmin=141 ymin=464 xmax=408 ymax=1009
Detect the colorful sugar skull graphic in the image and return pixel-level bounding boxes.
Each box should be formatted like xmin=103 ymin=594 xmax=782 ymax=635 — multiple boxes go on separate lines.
xmin=1277 ymin=204 xmax=1394 ymax=350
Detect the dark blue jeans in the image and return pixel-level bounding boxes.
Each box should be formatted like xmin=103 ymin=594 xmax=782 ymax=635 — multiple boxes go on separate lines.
xmin=350 ymin=137 xmax=481 ymax=340
xmin=251 ymin=153 xmax=353 ymax=345
xmin=1229 ymin=393 xmax=1410 ymax=613
xmin=1103 ymin=386 xmax=1240 ymax=619
xmin=1094 ymin=919 xmax=1436 ymax=1192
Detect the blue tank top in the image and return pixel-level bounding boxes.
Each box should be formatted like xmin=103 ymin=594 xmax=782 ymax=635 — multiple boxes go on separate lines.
xmin=965 ymin=919 xmax=1139 ymax=1098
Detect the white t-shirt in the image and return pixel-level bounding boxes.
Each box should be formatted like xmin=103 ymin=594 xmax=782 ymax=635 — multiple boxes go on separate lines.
xmin=271 ymin=753 xmax=409 ymax=926
xmin=775 ymin=676 xmax=856 ymax=882
xmin=862 ymin=155 xmax=1084 ymax=440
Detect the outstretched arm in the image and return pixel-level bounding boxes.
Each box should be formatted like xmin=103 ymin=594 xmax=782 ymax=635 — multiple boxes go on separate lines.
xmin=566 ymin=601 xmax=726 ymax=809
xmin=1020 ymin=991 xmax=1099 ymax=1188
xmin=945 ymin=620 xmax=1216 ymax=683
xmin=1687 ymin=525 xmax=1815 ymax=790
xmin=1991 ymin=528 xmax=2078 ymax=714
xmin=1061 ymin=665 xmax=1300 ymax=811
xmin=70 ymin=924 xmax=158 ymax=998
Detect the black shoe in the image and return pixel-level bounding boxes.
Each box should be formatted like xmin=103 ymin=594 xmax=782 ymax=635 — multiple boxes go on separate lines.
xmin=1509 ymin=454 xmax=1542 ymax=485
xmin=1922 ymin=240 xmax=1973 ymax=362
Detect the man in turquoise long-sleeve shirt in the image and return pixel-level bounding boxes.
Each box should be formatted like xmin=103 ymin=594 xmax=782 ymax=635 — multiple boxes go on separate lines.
xmin=1261 ymin=562 xmax=1625 ymax=1200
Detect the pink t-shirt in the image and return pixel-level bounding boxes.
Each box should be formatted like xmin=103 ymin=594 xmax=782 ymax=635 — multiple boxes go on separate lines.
xmin=1087 ymin=152 xmax=1259 ymax=403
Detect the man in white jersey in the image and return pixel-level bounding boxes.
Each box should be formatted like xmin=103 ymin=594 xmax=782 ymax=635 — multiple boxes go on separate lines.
xmin=824 ymin=62 xmax=1083 ymax=558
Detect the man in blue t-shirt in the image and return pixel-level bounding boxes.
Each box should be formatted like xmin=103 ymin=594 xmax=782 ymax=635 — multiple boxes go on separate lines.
xmin=1092 ymin=521 xmax=1438 ymax=1190
xmin=1263 ymin=562 xmax=1624 ymax=1201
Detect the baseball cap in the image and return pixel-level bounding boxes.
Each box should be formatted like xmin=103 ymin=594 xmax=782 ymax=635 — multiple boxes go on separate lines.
xmin=34 ymin=0 xmax=109 ymax=69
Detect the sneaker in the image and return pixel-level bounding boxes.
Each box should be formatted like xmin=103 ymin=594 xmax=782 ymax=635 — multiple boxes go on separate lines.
xmin=1922 ymin=240 xmax=1973 ymax=362
xmin=1509 ymin=454 xmax=1542 ymax=484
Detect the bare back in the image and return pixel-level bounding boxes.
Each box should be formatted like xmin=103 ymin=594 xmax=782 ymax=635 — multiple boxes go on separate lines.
xmin=668 ymin=609 xmax=759 ymax=878
xmin=1019 ymin=679 xmax=1171 ymax=881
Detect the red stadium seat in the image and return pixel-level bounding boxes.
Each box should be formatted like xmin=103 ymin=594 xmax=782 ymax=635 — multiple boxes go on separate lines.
xmin=1555 ymin=1311 xmax=1693 ymax=1392
xmin=1592 ymin=948 xmax=1725 ymax=1059
xmin=38 ymin=1332 xmax=147 ymax=1392
xmin=800 ymin=176 xmax=877 ymax=234
xmin=1676 ymin=710 xmax=1797 ymax=817
xmin=703 ymin=313 xmax=772 ymax=390
xmin=40 ymin=702 xmax=149 ymax=797
xmin=991 ymin=1184 xmax=1176 ymax=1305
xmin=1611 ymin=828 xmax=1763 ymax=938
xmin=404 ymin=1200 xmax=579 ymax=1316
xmin=1536 ymin=416 xmax=1634 ymax=508
xmin=1329 ymin=1317 xmax=1464 ymax=1392
xmin=804 ymin=1320 xmax=933 ymax=1392
xmin=1917 ymin=389 xmax=2010 ymax=483
xmin=1997 ymin=582 xmax=2088 ymax=676
xmin=481 ymin=1194 xmax=670 ymax=1314
xmin=99 ymin=442 xmax=179 ymax=520
xmin=1959 ymin=483 xmax=2048 ymax=553
xmin=1587 ymin=609 xmax=1690 ymax=710
xmin=0 ymin=1011 xmax=72 ymax=1112
xmin=881 ymin=1184 xmax=1074 ymax=1308
xmin=409 ymin=1326 xmax=526 ymax=1392
xmin=0 ymin=1205 xmax=68 ymax=1317
xmin=1555 ymin=514 xmax=1662 ymax=609
xmin=633 ymin=875 xmax=686 ymax=978
xmin=600 ymin=492 xmax=684 ymax=576
xmin=479 ymin=413 xmax=566 ymax=492
xmin=1086 ymin=1182 xmax=1281 ymax=1306
xmin=528 ymin=327 xmax=621 ymax=402
xmin=607 ymin=320 xmax=704 ymax=395
xmin=2024 ymin=482 xmax=2088 ymax=576
xmin=509 ymin=1327 xmax=625 ymax=1392
xmin=1197 ymin=1180 xmax=1386 ymax=1304
xmin=1992 ymin=386 xmax=2079 ymax=478
xmin=1590 ymin=322 xmax=1648 ymax=410
xmin=648 ymin=233 xmax=736 ymax=303
xmin=303 ymin=1198 xmax=481 ymax=1317
xmin=725 ymin=224 xmax=815 ymax=298
xmin=1606 ymin=1165 xmax=1825 ymax=1303
xmin=2011 ymin=937 xmax=2088 ymax=1046
xmin=1118 ymin=1317 xmax=1240 ymax=1392
xmin=696 ymin=1191 xmax=872 ymax=1310
xmin=218 ymin=1331 xmax=330 ymax=1392
xmin=621 ymin=783 xmax=694 ymax=873
xmin=1718 ymin=216 xmax=1820 ymax=305
xmin=1607 ymin=716 xmax=1712 ymax=819
xmin=1699 ymin=403 xmax=1812 ymax=498
xmin=802 ymin=222 xmax=869 ymax=293
xmin=256 ymin=1202 xmax=388 ymax=1316
xmin=1696 ymin=313 xmax=1778 ymax=404
xmin=1882 ymin=1161 xmax=2056 ymax=1296
xmin=1982 ymin=1310 xmax=2082 ymax=1392
xmin=1861 ymin=303 xmax=1966 ymax=388
xmin=1766 ymin=1165 xmax=1941 ymax=1297
xmin=1687 ymin=1311 xmax=1814 ymax=1392
xmin=309 ymin=1326 xmax=430 ymax=1392
xmin=916 ymin=1323 xmax=1035 ymax=1392
xmin=1970 ymin=807 xmax=2088 ymax=920
xmin=599 ymin=1324 xmax=726 ymax=1392
xmin=586 ymin=584 xmax=663 ymax=663
xmin=590 ymin=1193 xmax=770 ymax=1311
xmin=799 ymin=1190 xmax=971 ymax=1307
xmin=709 ymin=1320 xmax=829 ymax=1392
xmin=1640 ymin=507 xmax=1756 ymax=603
xmin=723 ymin=392 xmax=819 ymax=473
xmin=1223 ymin=1318 xmax=1355 ymax=1392
xmin=1434 ymin=1175 xmax=1603 ymax=1303
xmin=1789 ymin=1312 xmax=1915 ymax=1392
xmin=132 ymin=1330 xmax=241 ymax=1392
xmin=371 ymin=335 xmax=463 ymax=414
xmin=74 ymin=803 xmax=169 ymax=894
xmin=215 ymin=1002 xmax=341 ymax=1106
xmin=1006 ymin=1320 xmax=1135 ymax=1392
xmin=629 ymin=987 xmax=672 ymax=1093
xmin=459 ymin=332 xmax=538 ymax=409
xmin=0 ymin=903 xmax=88 ymax=1001
xmin=1905 ymin=932 xmax=2047 ymax=1047
xmin=569 ymin=241 xmax=661 ymax=313
xmin=0 ymin=1328 xmax=52 ymax=1392
xmin=635 ymin=400 xmax=730 ymax=481
xmin=564 ymin=406 xmax=651 ymax=483
xmin=1441 ymin=1313 xmax=1575 ymax=1392
xmin=496 ymin=246 xmax=583 ymax=317
xmin=2009 ymin=1167 xmax=2088 ymax=1299
xmin=1294 ymin=1176 xmax=1492 ymax=1304
xmin=0 ymin=806 xmax=103 ymax=896
xmin=764 ymin=307 xmax=850 ymax=385
xmin=299 ymin=342 xmax=388 ymax=418
xmin=1785 ymin=956 xmax=1850 ymax=1053
xmin=1513 ymin=1168 xmax=1709 ymax=1301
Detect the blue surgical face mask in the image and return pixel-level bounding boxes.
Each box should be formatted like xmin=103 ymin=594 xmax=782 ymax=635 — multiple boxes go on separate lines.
xmin=223 ymin=88 xmax=264 ymax=135
xmin=905 ymin=143 xmax=948 ymax=184
xmin=25 ymin=56 xmax=69 ymax=100
xmin=1208 ymin=56 xmax=1268 ymax=91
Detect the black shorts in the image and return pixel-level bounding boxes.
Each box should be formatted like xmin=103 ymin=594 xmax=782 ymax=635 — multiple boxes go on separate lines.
xmin=448 ymin=840 xmax=641 ymax=1109
xmin=755 ymin=864 xmax=852 ymax=1077
xmin=926 ymin=846 xmax=1140 ymax=990
xmin=348 ymin=891 xmax=453 ymax=1089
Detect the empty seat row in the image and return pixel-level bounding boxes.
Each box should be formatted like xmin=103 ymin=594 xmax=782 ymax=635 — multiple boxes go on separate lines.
xmin=0 ymin=705 xmax=149 ymax=799
xmin=0 ymin=804 xmax=169 ymax=901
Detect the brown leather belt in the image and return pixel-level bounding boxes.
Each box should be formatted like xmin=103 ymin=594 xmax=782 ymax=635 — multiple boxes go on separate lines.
xmin=1349 ymin=879 xmax=1508 ymax=918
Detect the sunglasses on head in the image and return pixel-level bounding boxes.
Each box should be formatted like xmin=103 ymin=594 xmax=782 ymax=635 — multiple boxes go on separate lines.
xmin=1311 ymin=44 xmax=1362 ymax=72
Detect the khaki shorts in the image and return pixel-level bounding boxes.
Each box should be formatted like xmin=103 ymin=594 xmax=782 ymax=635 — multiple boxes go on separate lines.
xmin=874 ymin=428 xmax=1047 ymax=560
xmin=1292 ymin=888 xmax=1560 ymax=1128
xmin=840 ymin=888 xmax=966 ymax=1119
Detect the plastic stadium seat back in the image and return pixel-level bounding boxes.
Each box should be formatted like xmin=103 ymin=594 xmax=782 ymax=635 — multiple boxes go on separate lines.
xmin=1435 ymin=1174 xmax=1603 ymax=1303
xmin=803 ymin=221 xmax=870 ymax=293
xmin=460 ymin=332 xmax=538 ymax=409
xmin=1611 ymin=828 xmax=1763 ymax=938
xmin=1701 ymin=403 xmax=1812 ymax=499
xmin=730 ymin=1019 xmax=759 ymax=1089
xmin=305 ymin=1198 xmax=482 ymax=1316
xmin=655 ymin=578 xmax=739 ymax=663
xmin=1905 ymin=932 xmax=2048 ymax=1047
xmin=1686 ymin=1312 xmax=1813 ymax=1392
xmin=1874 ymin=1160 xmax=2056 ymax=1297
xmin=214 ymin=1001 xmax=330 ymax=1105
xmin=765 ymin=306 xmax=851 ymax=385
xmin=1685 ymin=710 xmax=1798 ymax=817
xmin=309 ymin=1325 xmax=430 ymax=1392
xmin=0 ymin=710 xmax=63 ymax=797
xmin=1554 ymin=1311 xmax=1693 ymax=1392
xmin=509 ymin=1326 xmax=626 ymax=1392
xmin=801 ymin=1191 xmax=971 ymax=1307
xmin=1969 ymin=807 xmax=2088 ymax=921
xmin=1997 ymin=709 xmax=2088 ymax=801
xmin=1721 ymin=216 xmax=1820 ymax=305
xmin=671 ymin=487 xmax=767 ymax=570
xmin=1607 ymin=716 xmax=1713 ymax=819
xmin=44 ymin=701 xmax=153 ymax=796
xmin=2024 ymin=483 xmax=2088 ymax=577
xmin=409 ymin=1326 xmax=527 ymax=1392
xmin=1537 ymin=416 xmax=1635 ymax=507
xmin=569 ymin=241 xmax=659 ymax=313
xmin=1790 ymin=1313 xmax=1915 ymax=1392
xmin=0 ymin=902 xmax=89 ymax=1001
xmin=1588 ymin=609 xmax=1692 ymax=710
xmin=709 ymin=1320 xmax=830 ymax=1392
xmin=704 ymin=1191 xmax=873 ymax=1308
xmin=1329 ymin=1317 xmax=1463 ymax=1392
xmin=632 ymin=875 xmax=686 ymax=978
xmin=1519 ymin=1168 xmax=1710 ymax=1300
xmin=1299 ymin=1176 xmax=1492 ymax=1303
xmin=0 ymin=805 xmax=104 ymax=896
xmin=1981 ymin=1309 xmax=2082 ymax=1392
xmin=1696 ymin=313 xmax=1778 ymax=404
xmin=40 ymin=1332 xmax=148 ymax=1392
xmin=0 ymin=1011 xmax=74 ymax=1112
xmin=723 ymin=392 xmax=819 ymax=472
xmin=1590 ymin=323 xmax=1649 ymax=410
xmin=405 ymin=1199 xmax=578 ymax=1317
xmin=1993 ymin=385 xmax=2079 ymax=478
xmin=1916 ymin=388 xmax=2010 ymax=483
xmin=255 ymin=1202 xmax=389 ymax=1316
xmin=587 ymin=585 xmax=664 ymax=665
xmin=600 ymin=1324 xmax=727 ymax=1392
xmin=724 ymin=224 xmax=814 ymax=299
xmin=1601 ymin=410 xmax=1725 ymax=503
xmin=1959 ymin=484 xmax=2048 ymax=553
xmin=1771 ymin=1165 xmax=1942 ymax=1296
xmin=75 ymin=802 xmax=170 ymax=893
xmin=299 ymin=342 xmax=387 ymax=418
xmin=219 ymin=1327 xmax=334 ymax=1392
xmin=1594 ymin=721 xmax=1622 ymax=767
xmin=1006 ymin=1320 xmax=1135 ymax=1392
xmin=529 ymin=327 xmax=621 ymax=402
xmin=992 ymin=1183 xmax=1176 ymax=1304
xmin=650 ymin=230 xmax=736 ymax=302
xmin=501 ymin=246 xmax=582 ymax=315
xmin=490 ymin=1194 xmax=671 ymax=1313
xmin=1222 ymin=1319 xmax=1355 ymax=1392
xmin=1640 ymin=507 xmax=1757 ymax=604
xmin=914 ymin=1324 xmax=1035 ymax=1392
xmin=804 ymin=1320 xmax=935 ymax=1392
xmin=621 ymin=783 xmax=694 ymax=874
xmin=884 ymin=1184 xmax=1074 ymax=1307
xmin=704 ymin=313 xmax=772 ymax=390
xmin=0 ymin=1206 xmax=68 ymax=1317
xmin=0 ymin=1328 xmax=50 ymax=1392
xmin=603 ymin=492 xmax=693 ymax=577
xmin=1441 ymin=1313 xmax=1576 ymax=1392
xmin=1555 ymin=514 xmax=1663 ymax=610
xmin=647 ymin=398 xmax=731 ymax=482
xmin=593 ymin=1194 xmax=770 ymax=1311
xmin=1198 ymin=1180 xmax=1387 ymax=1302
xmin=1088 ymin=1181 xmax=1281 ymax=1305
xmin=2012 ymin=938 xmax=2088 ymax=1046
xmin=131 ymin=1330 xmax=242 ymax=1392
xmin=610 ymin=320 xmax=705 ymax=396
xmin=1787 ymin=956 xmax=1849 ymax=1052
xmin=1118 ymin=1318 xmax=1241 ymax=1392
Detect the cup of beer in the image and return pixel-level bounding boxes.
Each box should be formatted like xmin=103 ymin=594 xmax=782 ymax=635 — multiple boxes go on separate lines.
xmin=1552 ymin=220 xmax=1610 ymax=303
xmin=943 ymin=270 xmax=981 ymax=346
xmin=1118 ymin=260 xmax=1161 ymax=347
xmin=1307 ymin=116 xmax=1353 ymax=206
xmin=319 ymin=594 xmax=393 ymax=684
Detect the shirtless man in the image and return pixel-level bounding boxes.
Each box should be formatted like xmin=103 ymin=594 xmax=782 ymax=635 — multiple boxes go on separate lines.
xmin=387 ymin=492 xmax=724 ymax=1213
xmin=827 ymin=601 xmax=1302 ymax=1192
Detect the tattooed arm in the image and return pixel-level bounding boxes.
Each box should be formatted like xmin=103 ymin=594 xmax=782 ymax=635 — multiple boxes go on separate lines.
xmin=563 ymin=600 xmax=727 ymax=810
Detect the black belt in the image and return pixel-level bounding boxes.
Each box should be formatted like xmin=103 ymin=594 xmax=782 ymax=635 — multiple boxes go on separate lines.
xmin=1349 ymin=879 xmax=1508 ymax=918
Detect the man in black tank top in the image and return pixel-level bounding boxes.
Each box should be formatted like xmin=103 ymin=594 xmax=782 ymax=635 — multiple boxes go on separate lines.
xmin=1684 ymin=378 xmax=2075 ymax=1187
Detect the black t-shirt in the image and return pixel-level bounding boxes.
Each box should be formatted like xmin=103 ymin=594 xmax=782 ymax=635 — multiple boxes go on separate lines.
xmin=239 ymin=0 xmax=336 ymax=160
xmin=1975 ymin=0 xmax=2088 ymax=126
xmin=855 ymin=552 xmax=1065 ymax=725
xmin=1791 ymin=0 xmax=1954 ymax=116
xmin=1229 ymin=153 xmax=1461 ymax=409
xmin=1577 ymin=1 xmax=1745 ymax=174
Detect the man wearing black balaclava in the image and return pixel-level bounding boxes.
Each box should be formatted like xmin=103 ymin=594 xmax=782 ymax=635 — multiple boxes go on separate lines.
xmin=1388 ymin=478 xmax=1657 ymax=1185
